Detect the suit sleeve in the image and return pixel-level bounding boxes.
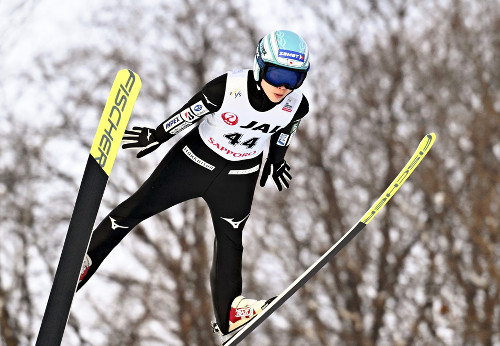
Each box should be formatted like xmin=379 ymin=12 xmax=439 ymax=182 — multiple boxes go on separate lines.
xmin=267 ymin=95 xmax=309 ymax=163
xmin=153 ymin=74 xmax=227 ymax=143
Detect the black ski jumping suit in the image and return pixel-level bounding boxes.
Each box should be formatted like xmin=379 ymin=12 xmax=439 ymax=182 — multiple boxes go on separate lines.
xmin=78 ymin=69 xmax=309 ymax=334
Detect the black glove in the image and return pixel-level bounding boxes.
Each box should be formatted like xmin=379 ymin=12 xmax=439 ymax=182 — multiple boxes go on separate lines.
xmin=259 ymin=159 xmax=292 ymax=191
xmin=122 ymin=127 xmax=161 ymax=158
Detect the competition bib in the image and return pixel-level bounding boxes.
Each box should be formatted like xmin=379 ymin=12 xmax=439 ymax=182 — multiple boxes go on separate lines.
xmin=198 ymin=69 xmax=302 ymax=161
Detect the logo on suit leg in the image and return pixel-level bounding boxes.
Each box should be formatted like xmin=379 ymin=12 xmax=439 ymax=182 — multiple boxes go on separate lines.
xmin=220 ymin=214 xmax=250 ymax=229
xmin=109 ymin=216 xmax=128 ymax=230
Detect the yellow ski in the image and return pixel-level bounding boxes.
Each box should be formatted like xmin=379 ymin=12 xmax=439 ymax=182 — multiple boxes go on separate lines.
xmin=37 ymin=70 xmax=141 ymax=346
xmin=90 ymin=69 xmax=141 ymax=175
xmin=221 ymin=133 xmax=436 ymax=345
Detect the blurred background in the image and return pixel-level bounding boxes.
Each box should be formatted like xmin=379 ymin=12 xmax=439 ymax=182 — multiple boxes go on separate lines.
xmin=1 ymin=0 xmax=499 ymax=345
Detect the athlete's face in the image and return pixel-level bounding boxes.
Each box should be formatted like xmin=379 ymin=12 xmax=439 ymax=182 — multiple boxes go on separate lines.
xmin=260 ymin=79 xmax=292 ymax=103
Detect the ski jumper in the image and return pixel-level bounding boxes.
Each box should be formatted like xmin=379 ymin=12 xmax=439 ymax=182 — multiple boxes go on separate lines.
xmin=78 ymin=69 xmax=309 ymax=334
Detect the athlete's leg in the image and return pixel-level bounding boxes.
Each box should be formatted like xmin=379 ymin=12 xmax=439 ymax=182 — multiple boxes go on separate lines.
xmin=78 ymin=131 xmax=218 ymax=289
xmin=204 ymin=157 xmax=262 ymax=334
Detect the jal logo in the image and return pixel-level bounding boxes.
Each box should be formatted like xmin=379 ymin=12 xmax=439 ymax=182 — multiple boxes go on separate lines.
xmin=240 ymin=120 xmax=280 ymax=133
xmin=222 ymin=112 xmax=238 ymax=126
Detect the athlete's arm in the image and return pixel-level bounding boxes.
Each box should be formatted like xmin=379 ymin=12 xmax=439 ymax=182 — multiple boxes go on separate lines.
xmin=122 ymin=74 xmax=227 ymax=158
xmin=260 ymin=95 xmax=309 ymax=191
xmin=154 ymin=74 xmax=227 ymax=142
xmin=267 ymin=95 xmax=309 ymax=163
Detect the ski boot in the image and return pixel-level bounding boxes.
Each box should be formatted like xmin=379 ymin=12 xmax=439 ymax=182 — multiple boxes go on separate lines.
xmin=212 ymin=295 xmax=276 ymax=341
xmin=78 ymin=254 xmax=92 ymax=284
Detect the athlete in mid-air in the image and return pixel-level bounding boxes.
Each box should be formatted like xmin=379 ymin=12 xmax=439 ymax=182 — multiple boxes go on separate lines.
xmin=78 ymin=29 xmax=311 ymax=335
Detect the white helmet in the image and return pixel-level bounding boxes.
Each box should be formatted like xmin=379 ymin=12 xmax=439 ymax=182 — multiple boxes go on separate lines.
xmin=253 ymin=30 xmax=310 ymax=89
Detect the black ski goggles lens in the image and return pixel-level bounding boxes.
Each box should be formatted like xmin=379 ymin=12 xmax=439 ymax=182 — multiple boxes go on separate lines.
xmin=263 ymin=66 xmax=307 ymax=89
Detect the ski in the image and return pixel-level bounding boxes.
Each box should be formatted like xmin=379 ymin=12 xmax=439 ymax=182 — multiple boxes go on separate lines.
xmin=220 ymin=133 xmax=436 ymax=345
xmin=36 ymin=69 xmax=141 ymax=346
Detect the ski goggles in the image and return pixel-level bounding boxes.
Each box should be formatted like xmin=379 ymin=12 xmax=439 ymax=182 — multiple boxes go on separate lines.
xmin=262 ymin=65 xmax=308 ymax=90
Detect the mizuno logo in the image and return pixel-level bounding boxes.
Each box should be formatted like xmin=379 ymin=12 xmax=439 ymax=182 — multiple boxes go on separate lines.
xmin=203 ymin=93 xmax=217 ymax=107
xmin=221 ymin=214 xmax=250 ymax=229
xmin=109 ymin=217 xmax=128 ymax=230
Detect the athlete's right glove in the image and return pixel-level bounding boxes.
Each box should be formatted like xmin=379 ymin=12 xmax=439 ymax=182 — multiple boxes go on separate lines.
xmin=259 ymin=159 xmax=292 ymax=191
xmin=122 ymin=127 xmax=161 ymax=158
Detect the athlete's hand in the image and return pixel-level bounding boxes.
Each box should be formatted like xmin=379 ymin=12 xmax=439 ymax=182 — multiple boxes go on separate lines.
xmin=259 ymin=159 xmax=292 ymax=191
xmin=122 ymin=127 xmax=161 ymax=158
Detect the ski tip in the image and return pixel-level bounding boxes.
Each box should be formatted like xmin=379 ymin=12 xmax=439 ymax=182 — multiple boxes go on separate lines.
xmin=426 ymin=132 xmax=437 ymax=143
xmin=120 ymin=68 xmax=142 ymax=83
xmin=419 ymin=133 xmax=436 ymax=154
xmin=91 ymin=69 xmax=142 ymax=176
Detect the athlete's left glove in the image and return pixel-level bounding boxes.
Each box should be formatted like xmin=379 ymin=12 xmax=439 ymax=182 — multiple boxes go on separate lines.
xmin=122 ymin=127 xmax=161 ymax=158
xmin=259 ymin=159 xmax=292 ymax=191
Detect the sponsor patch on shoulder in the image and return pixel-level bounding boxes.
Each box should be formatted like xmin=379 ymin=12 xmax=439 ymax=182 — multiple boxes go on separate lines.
xmin=190 ymin=101 xmax=210 ymax=117
xmin=277 ymin=133 xmax=289 ymax=146
xmin=163 ymin=114 xmax=183 ymax=132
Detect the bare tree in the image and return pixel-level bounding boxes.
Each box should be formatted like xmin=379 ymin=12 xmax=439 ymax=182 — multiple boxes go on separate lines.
xmin=2 ymin=0 xmax=500 ymax=345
